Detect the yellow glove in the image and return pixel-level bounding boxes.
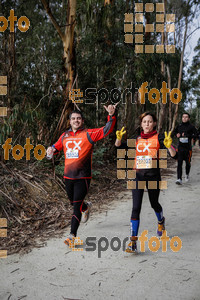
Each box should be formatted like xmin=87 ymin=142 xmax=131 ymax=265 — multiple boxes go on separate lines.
xmin=164 ymin=131 xmax=172 ymax=149
xmin=116 ymin=127 xmax=126 ymax=141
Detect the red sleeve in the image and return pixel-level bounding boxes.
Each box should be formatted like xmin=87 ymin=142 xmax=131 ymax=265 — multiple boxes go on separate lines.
xmin=52 ymin=132 xmax=65 ymax=153
xmin=87 ymin=115 xmax=116 ymax=143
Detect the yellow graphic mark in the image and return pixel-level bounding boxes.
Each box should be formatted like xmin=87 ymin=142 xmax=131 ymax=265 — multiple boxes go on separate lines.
xmin=0 ymin=107 xmax=7 ymax=117
xmin=0 ymin=76 xmax=7 ymax=117
xmin=127 ymin=180 xmax=167 ymax=190
xmin=0 ymin=218 xmax=7 ymax=259
xmin=69 ymin=89 xmax=83 ymax=103
xmin=69 ymin=237 xmax=83 ymax=252
xmin=0 ymin=218 xmax=7 ymax=237
xmin=117 ymin=139 xmax=168 ymax=189
xmin=124 ymin=3 xmax=175 ymax=54
xmin=0 ymin=76 xmax=7 ymax=95
xmin=0 ymin=250 xmax=7 ymax=258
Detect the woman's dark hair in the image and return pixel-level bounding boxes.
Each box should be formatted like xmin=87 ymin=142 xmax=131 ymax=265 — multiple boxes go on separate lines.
xmin=139 ymin=112 xmax=157 ymax=123
xmin=138 ymin=112 xmax=157 ymax=133
xmin=69 ymin=110 xmax=84 ymax=120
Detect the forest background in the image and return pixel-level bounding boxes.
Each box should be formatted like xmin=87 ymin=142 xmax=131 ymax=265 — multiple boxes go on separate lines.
xmin=0 ymin=0 xmax=200 ymax=254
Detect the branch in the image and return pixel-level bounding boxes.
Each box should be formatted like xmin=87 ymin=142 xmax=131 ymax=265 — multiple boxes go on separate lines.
xmin=33 ymin=83 xmax=52 ymax=112
xmin=186 ymin=26 xmax=200 ymax=41
xmin=0 ymin=188 xmax=19 ymax=206
xmin=41 ymin=0 xmax=65 ymax=41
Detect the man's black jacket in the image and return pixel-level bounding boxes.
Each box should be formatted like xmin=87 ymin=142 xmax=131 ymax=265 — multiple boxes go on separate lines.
xmin=173 ymin=122 xmax=198 ymax=150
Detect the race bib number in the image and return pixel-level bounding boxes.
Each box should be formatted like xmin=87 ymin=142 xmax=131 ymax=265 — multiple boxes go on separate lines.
xmin=179 ymin=137 xmax=188 ymax=143
xmin=66 ymin=149 xmax=79 ymax=159
xmin=136 ymin=156 xmax=152 ymax=169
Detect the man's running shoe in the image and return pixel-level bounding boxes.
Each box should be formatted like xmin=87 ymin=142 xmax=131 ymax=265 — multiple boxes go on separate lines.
xmin=176 ymin=179 xmax=182 ymax=185
xmin=125 ymin=236 xmax=138 ymax=254
xmin=82 ymin=202 xmax=92 ymax=223
xmin=64 ymin=233 xmax=75 ymax=246
xmin=157 ymin=217 xmax=165 ymax=236
xmin=185 ymin=175 xmax=189 ymax=182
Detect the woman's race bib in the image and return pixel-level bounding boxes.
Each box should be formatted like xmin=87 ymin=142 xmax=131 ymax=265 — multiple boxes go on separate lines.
xmin=136 ymin=156 xmax=152 ymax=169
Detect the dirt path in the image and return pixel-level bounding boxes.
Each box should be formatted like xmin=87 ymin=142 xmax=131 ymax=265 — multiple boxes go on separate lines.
xmin=1 ymin=147 xmax=200 ymax=300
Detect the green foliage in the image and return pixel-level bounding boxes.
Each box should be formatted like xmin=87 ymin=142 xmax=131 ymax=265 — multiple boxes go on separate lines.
xmin=0 ymin=0 xmax=199 ymax=156
xmin=92 ymin=144 xmax=107 ymax=166
xmin=55 ymin=163 xmax=65 ymax=177
xmin=92 ymin=170 xmax=101 ymax=178
xmin=188 ymin=37 xmax=200 ymax=125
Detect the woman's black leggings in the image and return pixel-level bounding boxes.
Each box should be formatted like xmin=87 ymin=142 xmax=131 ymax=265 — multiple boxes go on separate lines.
xmin=131 ymin=173 xmax=162 ymax=220
xmin=64 ymin=178 xmax=91 ymax=236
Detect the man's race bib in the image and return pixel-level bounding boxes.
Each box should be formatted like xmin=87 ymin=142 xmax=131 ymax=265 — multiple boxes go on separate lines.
xmin=136 ymin=156 xmax=152 ymax=169
xmin=179 ymin=137 xmax=188 ymax=143
xmin=66 ymin=149 xmax=79 ymax=159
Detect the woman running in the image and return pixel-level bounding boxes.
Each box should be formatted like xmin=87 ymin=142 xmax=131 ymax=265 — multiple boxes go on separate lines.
xmin=115 ymin=112 xmax=176 ymax=253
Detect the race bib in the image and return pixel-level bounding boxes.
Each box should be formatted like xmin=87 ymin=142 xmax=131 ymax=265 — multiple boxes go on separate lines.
xmin=136 ymin=156 xmax=152 ymax=169
xmin=66 ymin=149 xmax=79 ymax=159
xmin=179 ymin=137 xmax=188 ymax=143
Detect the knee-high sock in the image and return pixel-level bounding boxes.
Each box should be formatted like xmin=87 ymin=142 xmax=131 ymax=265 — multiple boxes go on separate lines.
xmin=130 ymin=219 xmax=140 ymax=237
xmin=155 ymin=210 xmax=163 ymax=222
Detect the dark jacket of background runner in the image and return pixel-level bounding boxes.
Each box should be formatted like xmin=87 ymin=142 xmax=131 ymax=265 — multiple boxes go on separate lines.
xmin=173 ymin=122 xmax=198 ymax=151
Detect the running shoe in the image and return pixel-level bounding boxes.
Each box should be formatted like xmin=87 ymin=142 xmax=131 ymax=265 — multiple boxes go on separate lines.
xmin=157 ymin=217 xmax=165 ymax=236
xmin=125 ymin=237 xmax=138 ymax=254
xmin=176 ymin=179 xmax=182 ymax=185
xmin=185 ymin=175 xmax=189 ymax=182
xmin=64 ymin=233 xmax=75 ymax=246
xmin=81 ymin=202 xmax=92 ymax=223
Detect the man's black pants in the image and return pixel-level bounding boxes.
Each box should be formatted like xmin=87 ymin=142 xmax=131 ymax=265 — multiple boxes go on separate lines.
xmin=177 ymin=149 xmax=192 ymax=180
xmin=64 ymin=179 xmax=91 ymax=236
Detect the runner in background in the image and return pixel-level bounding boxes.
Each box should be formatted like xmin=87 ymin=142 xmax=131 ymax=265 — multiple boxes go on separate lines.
xmin=198 ymin=126 xmax=200 ymax=149
xmin=115 ymin=112 xmax=177 ymax=254
xmin=46 ymin=105 xmax=117 ymax=245
xmin=173 ymin=112 xmax=198 ymax=185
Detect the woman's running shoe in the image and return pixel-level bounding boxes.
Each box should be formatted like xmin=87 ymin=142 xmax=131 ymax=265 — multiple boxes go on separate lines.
xmin=157 ymin=217 xmax=165 ymax=236
xmin=125 ymin=236 xmax=138 ymax=254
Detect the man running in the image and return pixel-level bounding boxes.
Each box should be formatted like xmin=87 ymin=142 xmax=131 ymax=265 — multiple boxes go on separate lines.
xmin=173 ymin=112 xmax=198 ymax=185
xmin=198 ymin=126 xmax=200 ymax=149
xmin=46 ymin=105 xmax=116 ymax=245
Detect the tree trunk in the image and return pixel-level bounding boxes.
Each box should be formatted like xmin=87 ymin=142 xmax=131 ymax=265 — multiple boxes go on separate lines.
xmin=41 ymin=0 xmax=76 ymax=136
xmin=63 ymin=0 xmax=77 ymax=94
xmin=104 ymin=0 xmax=114 ymax=5
xmin=7 ymin=32 xmax=15 ymax=108
xmin=56 ymin=0 xmax=77 ymax=134
xmin=167 ymin=65 xmax=172 ymax=130
xmin=157 ymin=0 xmax=167 ymax=132
xmin=171 ymin=10 xmax=189 ymax=131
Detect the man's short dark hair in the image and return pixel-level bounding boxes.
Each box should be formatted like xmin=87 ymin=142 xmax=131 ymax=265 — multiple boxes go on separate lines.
xmin=69 ymin=110 xmax=84 ymax=120
xmin=182 ymin=112 xmax=190 ymax=118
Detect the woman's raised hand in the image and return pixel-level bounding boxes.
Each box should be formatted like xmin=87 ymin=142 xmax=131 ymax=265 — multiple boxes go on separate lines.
xmin=164 ymin=131 xmax=172 ymax=149
xmin=116 ymin=127 xmax=126 ymax=141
